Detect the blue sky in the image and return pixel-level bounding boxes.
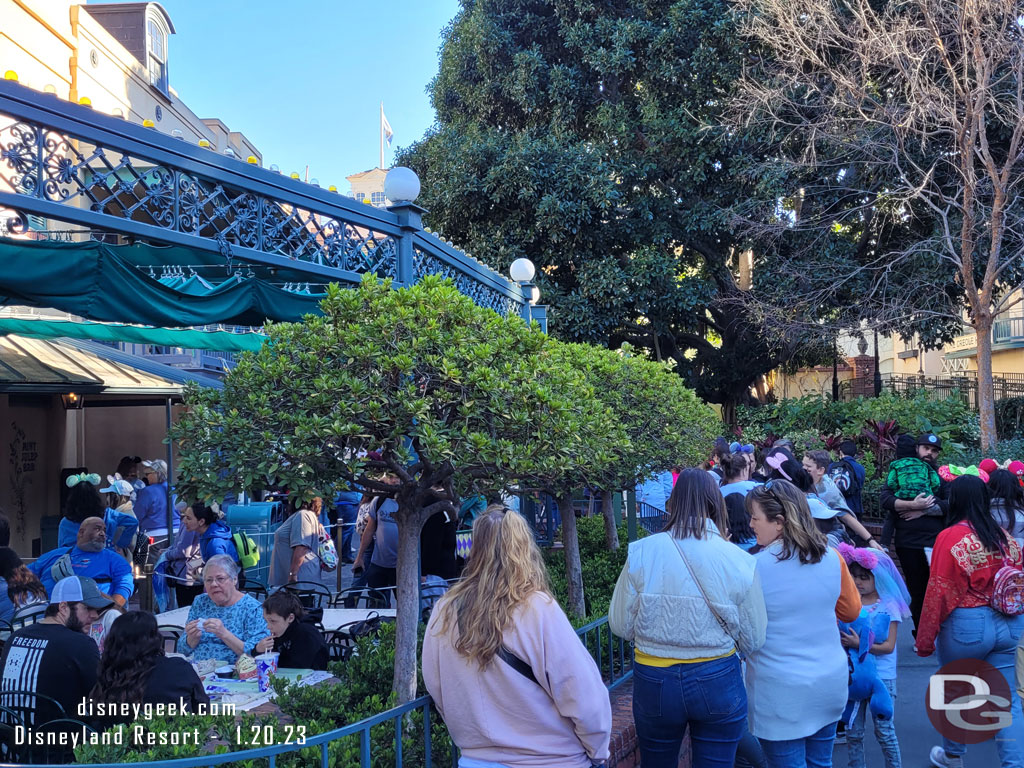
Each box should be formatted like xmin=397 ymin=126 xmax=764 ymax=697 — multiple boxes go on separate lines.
xmin=111 ymin=0 xmax=461 ymax=192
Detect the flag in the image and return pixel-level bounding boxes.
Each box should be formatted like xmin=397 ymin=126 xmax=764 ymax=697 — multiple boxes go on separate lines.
xmin=382 ymin=108 xmax=394 ymax=147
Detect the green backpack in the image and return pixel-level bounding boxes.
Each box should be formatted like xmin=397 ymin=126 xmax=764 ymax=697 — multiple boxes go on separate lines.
xmin=232 ymin=531 xmax=260 ymax=569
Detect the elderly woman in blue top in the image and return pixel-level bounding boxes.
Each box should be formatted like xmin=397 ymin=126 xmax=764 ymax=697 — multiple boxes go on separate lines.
xmin=177 ymin=555 xmax=268 ymax=662
xmin=30 ymin=517 xmax=134 ymax=606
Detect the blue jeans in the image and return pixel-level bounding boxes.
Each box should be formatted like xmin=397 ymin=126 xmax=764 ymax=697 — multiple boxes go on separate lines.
xmin=936 ymin=606 xmax=1024 ymax=768
xmin=337 ymin=501 xmax=359 ymax=560
xmin=759 ymin=722 xmax=836 ymax=768
xmin=632 ymin=654 xmax=747 ymax=768
xmin=847 ymin=678 xmax=901 ymax=768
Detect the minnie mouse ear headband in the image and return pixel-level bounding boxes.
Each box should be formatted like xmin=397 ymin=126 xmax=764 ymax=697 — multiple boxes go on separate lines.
xmin=729 ymin=442 xmax=755 ymax=454
xmin=938 ymin=464 xmax=990 ymax=484
xmin=765 ymin=453 xmax=791 ymax=480
xmin=65 ymin=473 xmax=100 ymax=488
xmin=980 ymin=458 xmax=999 ymax=475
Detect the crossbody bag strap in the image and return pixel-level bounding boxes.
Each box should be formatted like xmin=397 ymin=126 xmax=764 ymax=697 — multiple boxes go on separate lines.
xmin=497 ymin=644 xmax=539 ymax=685
xmin=669 ymin=536 xmax=737 ymax=644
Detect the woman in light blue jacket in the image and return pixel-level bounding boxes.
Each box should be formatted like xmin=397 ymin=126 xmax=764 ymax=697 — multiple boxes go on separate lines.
xmin=611 ymin=469 xmax=767 ymax=768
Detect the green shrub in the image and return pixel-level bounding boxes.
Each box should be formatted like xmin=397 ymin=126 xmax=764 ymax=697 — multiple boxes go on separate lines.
xmin=737 ymin=391 xmax=976 ymax=456
xmin=996 ymin=397 xmax=1024 ymax=439
xmin=545 ymin=515 xmax=646 ymax=623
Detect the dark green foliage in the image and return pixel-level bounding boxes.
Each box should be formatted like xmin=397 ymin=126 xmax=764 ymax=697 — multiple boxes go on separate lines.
xmin=397 ymin=0 xmax=826 ymax=409
xmin=996 ymin=397 xmax=1024 ymax=439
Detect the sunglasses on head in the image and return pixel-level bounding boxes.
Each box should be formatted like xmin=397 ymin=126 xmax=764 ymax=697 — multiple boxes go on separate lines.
xmin=730 ymin=442 xmax=755 ymax=454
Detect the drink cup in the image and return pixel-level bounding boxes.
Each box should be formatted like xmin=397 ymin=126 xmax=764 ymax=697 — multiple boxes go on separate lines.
xmin=255 ymin=652 xmax=279 ymax=693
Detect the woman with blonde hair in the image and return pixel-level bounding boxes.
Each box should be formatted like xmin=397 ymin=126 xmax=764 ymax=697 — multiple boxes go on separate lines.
xmin=744 ymin=479 xmax=862 ymax=767
xmin=422 ymin=504 xmax=611 ymax=768
xmin=610 ymin=468 xmax=767 ymax=767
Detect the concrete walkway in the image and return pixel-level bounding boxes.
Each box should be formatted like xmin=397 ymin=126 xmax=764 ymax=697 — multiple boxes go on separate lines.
xmin=832 ymin=623 xmax=1002 ymax=768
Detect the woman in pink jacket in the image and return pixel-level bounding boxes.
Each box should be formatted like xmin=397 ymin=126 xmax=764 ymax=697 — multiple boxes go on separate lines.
xmin=423 ymin=505 xmax=611 ymax=768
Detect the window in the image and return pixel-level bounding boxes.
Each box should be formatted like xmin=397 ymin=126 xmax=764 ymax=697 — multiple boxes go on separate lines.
xmin=147 ymin=18 xmax=168 ymax=94
xmin=371 ymin=191 xmax=387 ymax=207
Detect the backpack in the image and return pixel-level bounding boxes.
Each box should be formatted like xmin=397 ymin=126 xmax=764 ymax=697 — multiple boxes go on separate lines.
xmin=232 ymin=531 xmax=260 ymax=569
xmin=991 ymin=558 xmax=1024 ymax=615
xmin=828 ymin=459 xmax=856 ymax=496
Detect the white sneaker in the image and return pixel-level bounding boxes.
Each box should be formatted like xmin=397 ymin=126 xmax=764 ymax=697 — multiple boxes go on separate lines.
xmin=930 ymin=746 xmax=964 ymax=768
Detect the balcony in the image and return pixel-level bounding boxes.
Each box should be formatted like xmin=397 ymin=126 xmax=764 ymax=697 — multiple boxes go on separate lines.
xmin=945 ymin=317 xmax=1024 ymax=359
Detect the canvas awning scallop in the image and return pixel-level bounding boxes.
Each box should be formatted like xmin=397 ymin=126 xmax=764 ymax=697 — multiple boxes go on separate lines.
xmin=0 ymin=335 xmax=223 ymax=395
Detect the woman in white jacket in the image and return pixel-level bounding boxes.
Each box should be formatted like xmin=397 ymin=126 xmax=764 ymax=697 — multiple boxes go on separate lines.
xmin=610 ymin=468 xmax=768 ymax=768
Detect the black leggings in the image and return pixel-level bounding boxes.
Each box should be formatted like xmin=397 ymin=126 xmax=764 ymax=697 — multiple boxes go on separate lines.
xmin=895 ymin=546 xmax=931 ymax=634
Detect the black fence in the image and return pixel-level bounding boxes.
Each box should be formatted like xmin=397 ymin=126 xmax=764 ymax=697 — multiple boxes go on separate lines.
xmin=839 ymin=373 xmax=1024 ymax=411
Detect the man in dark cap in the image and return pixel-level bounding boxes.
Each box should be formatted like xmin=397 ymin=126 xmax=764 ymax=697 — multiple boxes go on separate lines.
xmin=879 ymin=432 xmax=948 ymax=634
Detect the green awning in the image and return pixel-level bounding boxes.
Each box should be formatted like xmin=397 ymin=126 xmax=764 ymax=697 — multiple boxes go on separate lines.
xmin=0 ymin=318 xmax=267 ymax=352
xmin=0 ymin=237 xmax=327 ymax=327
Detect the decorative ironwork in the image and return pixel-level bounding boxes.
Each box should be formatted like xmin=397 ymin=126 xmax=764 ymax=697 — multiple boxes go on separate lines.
xmin=0 ymin=116 xmax=401 ymax=278
xmin=413 ymin=245 xmax=519 ymax=316
xmin=0 ymin=85 xmax=523 ymax=316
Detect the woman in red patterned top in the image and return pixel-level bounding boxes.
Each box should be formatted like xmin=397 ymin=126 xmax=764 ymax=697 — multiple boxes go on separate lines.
xmin=916 ymin=475 xmax=1024 ymax=768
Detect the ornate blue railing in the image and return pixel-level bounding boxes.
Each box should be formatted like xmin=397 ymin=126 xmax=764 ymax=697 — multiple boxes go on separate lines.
xmin=9 ymin=618 xmax=631 ymax=768
xmin=0 ymin=80 xmax=526 ymax=319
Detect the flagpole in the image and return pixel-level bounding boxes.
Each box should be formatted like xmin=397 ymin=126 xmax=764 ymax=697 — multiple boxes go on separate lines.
xmin=379 ymin=102 xmax=384 ymax=170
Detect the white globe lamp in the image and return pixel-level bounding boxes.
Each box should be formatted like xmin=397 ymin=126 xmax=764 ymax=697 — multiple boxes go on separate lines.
xmin=384 ymin=167 xmax=421 ymax=204
xmin=509 ymin=258 xmax=536 ymax=284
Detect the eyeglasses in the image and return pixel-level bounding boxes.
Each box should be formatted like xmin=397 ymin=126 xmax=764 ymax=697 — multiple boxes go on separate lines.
xmin=730 ymin=442 xmax=755 ymax=454
xmin=203 ymin=575 xmax=232 ymax=585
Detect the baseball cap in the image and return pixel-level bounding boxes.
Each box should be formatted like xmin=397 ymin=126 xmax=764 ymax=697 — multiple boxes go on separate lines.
xmin=916 ymin=433 xmax=943 ymax=450
xmin=807 ymin=495 xmax=842 ymax=520
xmin=141 ymin=459 xmax=167 ymax=474
xmin=50 ymin=576 xmax=114 ymax=610
xmin=100 ymin=478 xmax=135 ymax=497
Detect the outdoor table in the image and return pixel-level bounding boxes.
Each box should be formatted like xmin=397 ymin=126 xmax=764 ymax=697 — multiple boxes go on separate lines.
xmin=200 ymin=667 xmax=332 ymax=712
xmin=156 ymin=606 xmax=396 ymax=631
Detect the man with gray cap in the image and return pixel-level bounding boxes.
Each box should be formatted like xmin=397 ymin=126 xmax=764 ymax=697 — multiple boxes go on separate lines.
xmin=0 ymin=576 xmax=109 ymax=725
xmin=135 ymin=458 xmax=179 ymax=544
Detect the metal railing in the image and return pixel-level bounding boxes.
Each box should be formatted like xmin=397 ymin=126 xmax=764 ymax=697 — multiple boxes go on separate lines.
xmin=0 ymin=80 xmax=526 ymax=320
xmin=637 ymin=501 xmax=666 ymax=534
xmin=15 ymin=618 xmax=631 ymax=768
xmin=838 ymin=373 xmax=1024 ymax=411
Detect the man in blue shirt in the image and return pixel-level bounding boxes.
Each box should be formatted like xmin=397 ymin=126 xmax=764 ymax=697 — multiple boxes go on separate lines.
xmin=30 ymin=517 xmax=134 ymax=607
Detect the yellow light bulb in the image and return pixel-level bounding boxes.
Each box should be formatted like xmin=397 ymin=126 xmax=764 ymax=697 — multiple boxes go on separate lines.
xmin=246 ymin=155 xmax=258 ymax=164
xmin=3 ymin=71 xmax=17 ymax=81
xmin=79 ymin=96 xmax=92 ymax=106
xmin=328 ymin=185 xmax=338 ymax=192
xmin=290 ymin=172 xmax=300 ymax=180
xmin=198 ymin=139 xmax=211 ymax=148
xmin=142 ymin=119 xmax=155 ymax=127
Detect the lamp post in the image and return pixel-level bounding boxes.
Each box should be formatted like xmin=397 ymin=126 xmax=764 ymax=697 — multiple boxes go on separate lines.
xmin=873 ymin=329 xmax=882 ymax=397
xmin=832 ymin=338 xmax=839 ymax=402
xmin=384 ymin=167 xmax=424 ymax=285
xmin=509 ymin=258 xmax=539 ymax=328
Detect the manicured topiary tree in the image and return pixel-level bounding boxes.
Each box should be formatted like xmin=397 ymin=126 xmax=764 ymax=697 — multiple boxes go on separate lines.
xmin=568 ymin=343 xmax=720 ymax=550
xmin=171 ymin=274 xmax=613 ymax=703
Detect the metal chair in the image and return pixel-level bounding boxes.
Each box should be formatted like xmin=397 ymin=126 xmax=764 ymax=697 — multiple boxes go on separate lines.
xmin=0 ymin=690 xmax=66 ymax=727
xmin=22 ymin=718 xmax=95 ymax=764
xmin=10 ymin=604 xmax=46 ymax=630
xmin=242 ymin=579 xmax=269 ymax=602
xmin=0 ymin=706 xmax=23 ymax=762
xmin=157 ymin=624 xmax=184 ymax=654
xmin=282 ymin=581 xmax=332 ymax=609
xmin=331 ymin=586 xmax=389 ymax=609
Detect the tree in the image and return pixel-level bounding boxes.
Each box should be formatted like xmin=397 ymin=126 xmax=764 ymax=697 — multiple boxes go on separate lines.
xmin=731 ymin=0 xmax=1024 ymax=447
xmin=397 ymin=0 xmax=826 ymax=416
xmin=555 ymin=342 xmax=720 ymax=550
xmin=171 ymin=274 xmax=613 ymax=702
